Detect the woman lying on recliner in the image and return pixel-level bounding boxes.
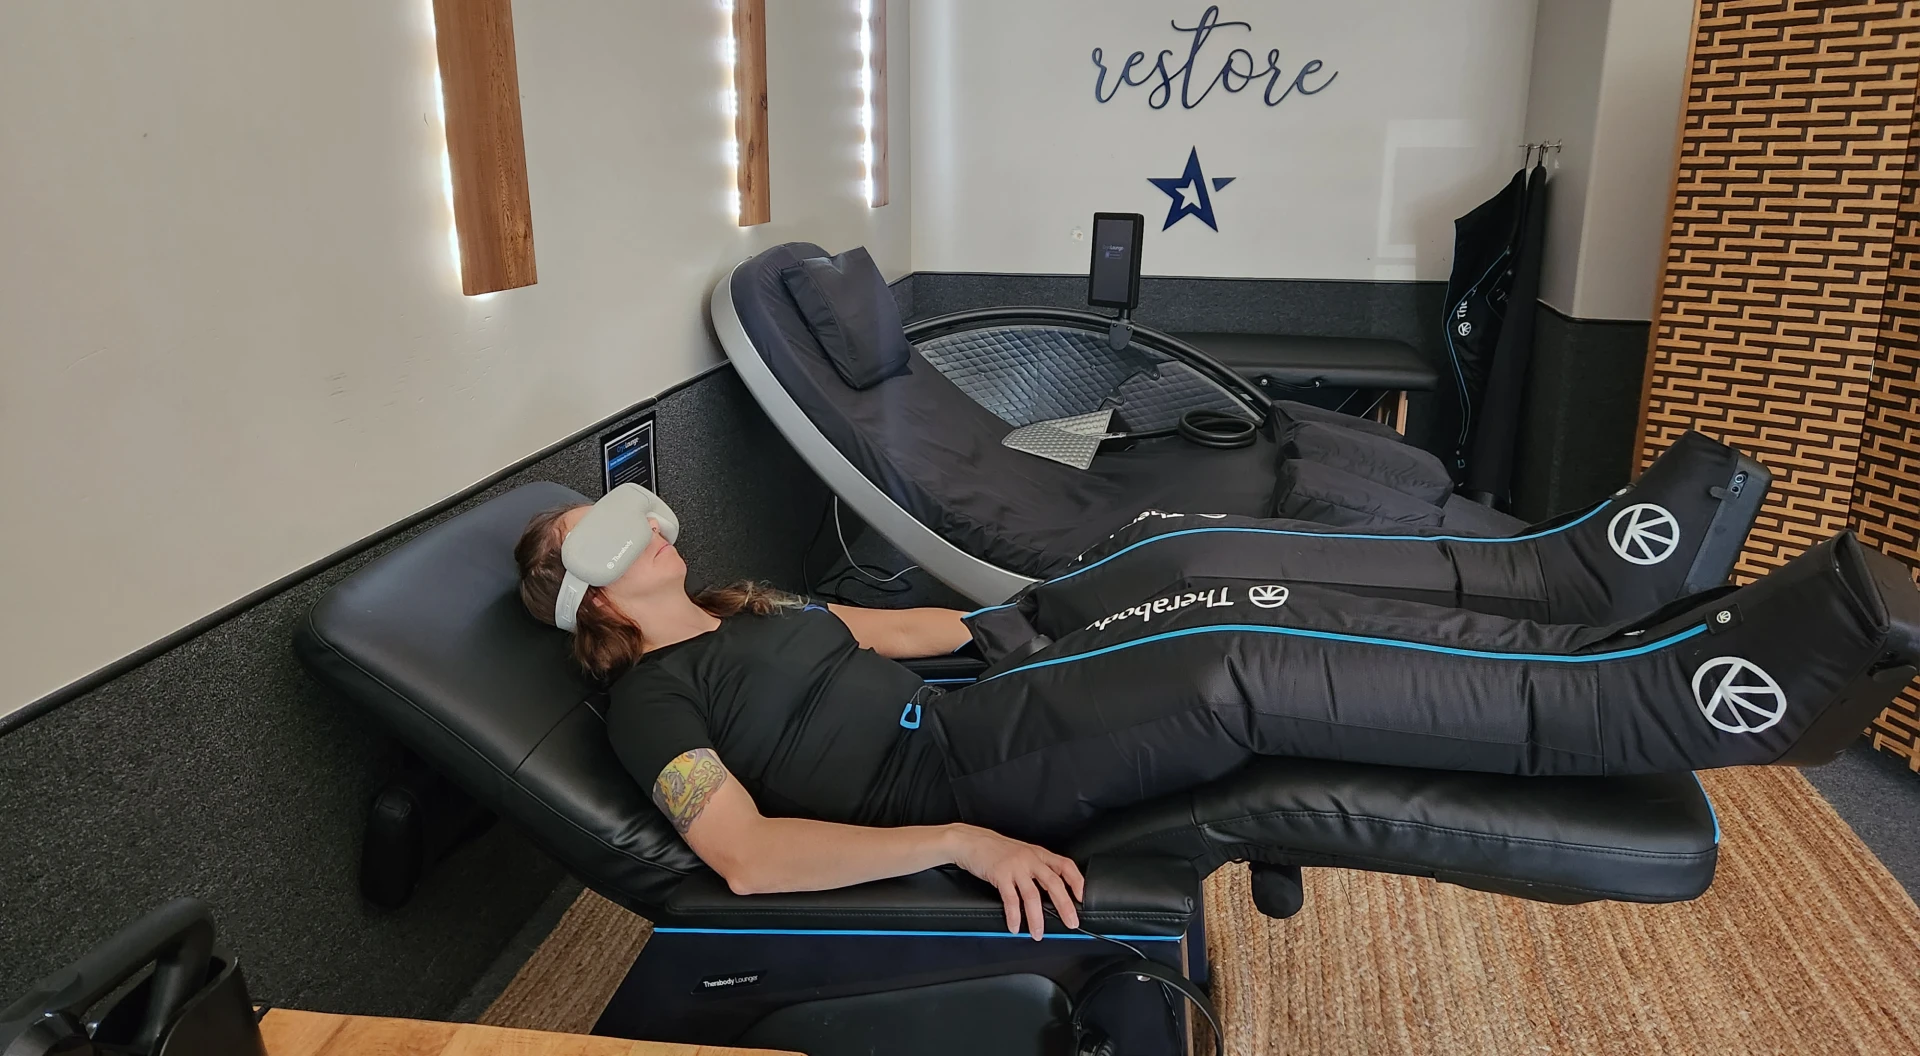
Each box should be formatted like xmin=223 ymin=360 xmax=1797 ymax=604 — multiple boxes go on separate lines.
xmin=512 ymin=486 xmax=1920 ymax=940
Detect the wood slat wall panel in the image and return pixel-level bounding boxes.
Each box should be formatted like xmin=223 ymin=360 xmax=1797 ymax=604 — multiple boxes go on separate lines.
xmin=1859 ymin=131 xmax=1920 ymax=764
xmin=1641 ymin=0 xmax=1920 ymax=767
xmin=432 ymin=0 xmax=536 ymax=295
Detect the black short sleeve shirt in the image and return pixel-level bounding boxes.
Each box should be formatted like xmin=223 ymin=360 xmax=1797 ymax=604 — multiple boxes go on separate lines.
xmin=606 ymin=604 xmax=959 ymax=828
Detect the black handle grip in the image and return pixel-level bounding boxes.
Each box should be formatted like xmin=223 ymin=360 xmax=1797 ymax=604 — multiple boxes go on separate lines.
xmin=0 ymin=898 xmax=215 ymax=1055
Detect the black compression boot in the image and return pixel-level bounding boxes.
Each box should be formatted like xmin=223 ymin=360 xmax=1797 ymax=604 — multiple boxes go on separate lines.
xmin=967 ymin=430 xmax=1771 ymax=665
xmin=1524 ymin=429 xmax=1770 ymax=618
xmin=1592 ymin=531 xmax=1920 ymax=771
xmin=941 ymin=531 xmax=1920 ymax=843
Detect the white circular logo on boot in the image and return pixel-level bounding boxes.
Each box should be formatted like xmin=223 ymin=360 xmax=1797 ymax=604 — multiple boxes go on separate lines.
xmin=1608 ymin=503 xmax=1681 ymax=565
xmin=1692 ymin=657 xmax=1788 ymax=734
xmin=1249 ymin=585 xmax=1291 ymax=609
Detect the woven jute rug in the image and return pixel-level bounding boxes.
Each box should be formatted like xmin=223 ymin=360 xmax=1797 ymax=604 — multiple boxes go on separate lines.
xmin=485 ymin=766 xmax=1920 ymax=1055
xmin=1205 ymin=766 xmax=1920 ymax=1056
xmin=478 ymin=889 xmax=652 ymax=1034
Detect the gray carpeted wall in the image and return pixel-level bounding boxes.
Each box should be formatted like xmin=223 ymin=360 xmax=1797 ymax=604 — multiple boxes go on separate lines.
xmin=0 ymin=367 xmax=829 ymax=1020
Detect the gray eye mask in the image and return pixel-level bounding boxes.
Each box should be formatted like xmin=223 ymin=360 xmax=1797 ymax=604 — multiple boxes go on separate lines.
xmin=554 ymin=484 xmax=681 ymax=632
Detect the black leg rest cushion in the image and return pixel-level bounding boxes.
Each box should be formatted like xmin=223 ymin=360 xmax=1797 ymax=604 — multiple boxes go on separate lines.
xmin=295 ymin=483 xmax=1719 ymax=933
xmin=1065 ymin=759 xmax=1718 ymax=905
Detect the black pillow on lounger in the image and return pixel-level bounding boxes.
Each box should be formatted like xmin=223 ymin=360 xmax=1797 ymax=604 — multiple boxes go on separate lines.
xmin=780 ymin=247 xmax=912 ymax=390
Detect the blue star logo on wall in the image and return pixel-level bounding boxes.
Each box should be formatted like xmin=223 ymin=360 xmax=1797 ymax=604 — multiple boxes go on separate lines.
xmin=1149 ymin=147 xmax=1235 ymax=231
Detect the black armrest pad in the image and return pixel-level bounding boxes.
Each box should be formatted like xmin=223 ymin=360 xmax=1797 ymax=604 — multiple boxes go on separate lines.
xmin=658 ymin=856 xmax=1196 ymax=935
xmin=1066 ymin=757 xmax=1718 ymax=905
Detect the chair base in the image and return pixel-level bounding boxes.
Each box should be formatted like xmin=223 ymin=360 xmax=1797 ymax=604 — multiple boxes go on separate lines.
xmin=592 ymin=918 xmax=1210 ymax=1055
xmin=359 ymin=755 xmax=496 ymax=909
xmin=737 ymin=974 xmax=1072 ymax=1056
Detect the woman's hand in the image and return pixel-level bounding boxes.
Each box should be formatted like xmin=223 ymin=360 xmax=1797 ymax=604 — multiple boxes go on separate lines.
xmin=944 ymin=824 xmax=1085 ymax=939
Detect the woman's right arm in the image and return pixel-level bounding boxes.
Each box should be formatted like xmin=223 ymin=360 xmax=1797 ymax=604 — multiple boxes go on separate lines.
xmin=653 ymin=748 xmax=1083 ymax=939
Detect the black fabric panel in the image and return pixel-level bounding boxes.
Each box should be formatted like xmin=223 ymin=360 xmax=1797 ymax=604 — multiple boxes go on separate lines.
xmin=1436 ymin=170 xmax=1527 ymax=482
xmin=1273 ymin=459 xmax=1446 ymax=529
xmin=1468 ymin=164 xmax=1551 ymax=504
xmin=1439 ymin=493 xmax=1528 ymax=537
xmin=1282 ymin=420 xmax=1454 ymax=507
xmin=781 ymin=248 xmax=913 ymax=390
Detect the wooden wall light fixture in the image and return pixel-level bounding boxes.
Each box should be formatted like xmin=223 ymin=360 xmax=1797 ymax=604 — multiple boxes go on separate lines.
xmin=431 ymin=0 xmax=536 ymax=295
xmin=728 ymin=0 xmax=771 ymax=226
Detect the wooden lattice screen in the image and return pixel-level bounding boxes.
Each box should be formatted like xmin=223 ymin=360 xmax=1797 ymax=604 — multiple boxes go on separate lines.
xmin=1640 ymin=0 xmax=1920 ymax=767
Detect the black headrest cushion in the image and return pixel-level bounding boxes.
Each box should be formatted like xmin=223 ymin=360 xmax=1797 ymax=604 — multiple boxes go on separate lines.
xmin=780 ymin=246 xmax=912 ymax=390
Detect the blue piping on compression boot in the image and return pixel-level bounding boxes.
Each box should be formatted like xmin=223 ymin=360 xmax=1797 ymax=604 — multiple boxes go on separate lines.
xmin=976 ymin=621 xmax=1709 ymax=684
xmin=964 ymin=502 xmax=1612 ymax=619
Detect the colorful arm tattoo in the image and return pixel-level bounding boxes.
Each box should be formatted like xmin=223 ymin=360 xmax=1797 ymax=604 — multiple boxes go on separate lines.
xmin=652 ymin=748 xmax=729 ymax=834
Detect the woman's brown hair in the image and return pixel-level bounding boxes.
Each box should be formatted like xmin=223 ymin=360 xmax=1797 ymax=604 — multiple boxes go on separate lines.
xmin=514 ymin=505 xmax=803 ymax=683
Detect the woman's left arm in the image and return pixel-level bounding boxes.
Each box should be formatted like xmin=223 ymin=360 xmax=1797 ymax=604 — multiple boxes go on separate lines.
xmin=827 ymin=604 xmax=972 ymax=659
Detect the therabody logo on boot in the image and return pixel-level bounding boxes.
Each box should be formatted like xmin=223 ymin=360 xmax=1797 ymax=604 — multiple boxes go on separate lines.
xmin=1691 ymin=657 xmax=1787 ymax=734
xmin=1090 ymin=586 xmax=1234 ymax=630
xmin=1248 ymin=585 xmax=1290 ymax=609
xmin=1608 ymin=503 xmax=1681 ymax=566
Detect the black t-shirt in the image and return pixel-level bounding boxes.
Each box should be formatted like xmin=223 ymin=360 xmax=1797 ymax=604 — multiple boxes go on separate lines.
xmin=606 ymin=603 xmax=960 ymax=828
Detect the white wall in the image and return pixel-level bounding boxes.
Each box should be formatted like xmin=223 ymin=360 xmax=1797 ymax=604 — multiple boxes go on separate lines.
xmin=1522 ymin=0 xmax=1611 ymax=314
xmin=1524 ymin=0 xmax=1691 ymax=320
xmin=0 ymin=0 xmax=911 ymax=715
xmin=911 ymin=0 xmax=1537 ymax=280
xmin=1578 ymin=0 xmax=1692 ymax=320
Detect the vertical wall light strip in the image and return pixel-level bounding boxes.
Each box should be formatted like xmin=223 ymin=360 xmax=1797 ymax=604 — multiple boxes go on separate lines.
xmin=430 ymin=0 xmax=537 ymax=295
xmin=863 ymin=0 xmax=889 ymax=208
xmin=721 ymin=0 xmax=740 ymax=221
xmin=731 ymin=0 xmax=772 ymax=226
xmin=431 ymin=65 xmax=463 ymax=285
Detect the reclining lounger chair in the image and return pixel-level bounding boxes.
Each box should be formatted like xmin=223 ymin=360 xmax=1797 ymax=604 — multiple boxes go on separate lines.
xmin=712 ymin=243 xmax=1527 ymax=605
xmin=295 ymin=483 xmax=1719 ymax=1053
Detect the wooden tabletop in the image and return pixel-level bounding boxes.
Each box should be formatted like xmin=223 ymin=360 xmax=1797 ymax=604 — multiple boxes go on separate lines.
xmin=261 ymin=1008 xmax=795 ymax=1056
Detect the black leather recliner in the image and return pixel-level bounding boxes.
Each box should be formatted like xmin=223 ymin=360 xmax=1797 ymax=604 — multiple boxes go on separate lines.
xmin=294 ymin=481 xmax=1719 ymax=1047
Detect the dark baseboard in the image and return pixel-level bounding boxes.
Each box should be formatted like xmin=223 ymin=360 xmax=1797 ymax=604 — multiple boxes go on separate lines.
xmin=1510 ymin=302 xmax=1652 ymax=521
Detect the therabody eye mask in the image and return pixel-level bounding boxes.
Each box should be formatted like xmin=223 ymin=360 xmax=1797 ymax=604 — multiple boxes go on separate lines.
xmin=554 ymin=484 xmax=680 ymax=632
